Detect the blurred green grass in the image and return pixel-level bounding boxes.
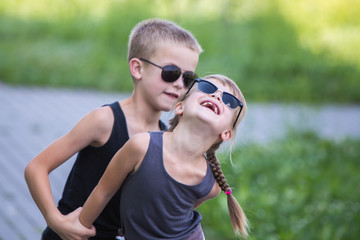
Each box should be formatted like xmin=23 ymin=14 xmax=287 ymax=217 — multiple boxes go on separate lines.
xmin=200 ymin=132 xmax=360 ymax=240
xmin=0 ymin=0 xmax=359 ymax=103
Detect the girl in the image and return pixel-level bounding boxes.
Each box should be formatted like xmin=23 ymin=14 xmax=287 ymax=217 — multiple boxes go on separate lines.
xmin=79 ymin=74 xmax=249 ymax=239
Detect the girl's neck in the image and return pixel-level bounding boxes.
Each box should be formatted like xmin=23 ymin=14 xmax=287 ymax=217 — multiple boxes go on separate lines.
xmin=166 ymin=121 xmax=219 ymax=160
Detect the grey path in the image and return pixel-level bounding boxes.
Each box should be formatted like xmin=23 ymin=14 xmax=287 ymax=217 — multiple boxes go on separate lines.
xmin=0 ymin=82 xmax=359 ymax=239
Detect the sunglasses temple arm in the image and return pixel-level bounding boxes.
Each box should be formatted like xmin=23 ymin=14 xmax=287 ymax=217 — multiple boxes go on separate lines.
xmin=232 ymin=109 xmax=241 ymax=128
xmin=139 ymin=58 xmax=163 ymax=69
xmin=185 ymin=80 xmax=197 ymax=94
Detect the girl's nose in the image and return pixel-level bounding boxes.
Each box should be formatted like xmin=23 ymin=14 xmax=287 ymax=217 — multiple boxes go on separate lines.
xmin=211 ymin=89 xmax=223 ymax=102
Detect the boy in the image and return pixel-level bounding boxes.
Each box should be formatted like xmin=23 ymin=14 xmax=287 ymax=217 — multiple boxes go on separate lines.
xmin=25 ymin=18 xmax=202 ymax=240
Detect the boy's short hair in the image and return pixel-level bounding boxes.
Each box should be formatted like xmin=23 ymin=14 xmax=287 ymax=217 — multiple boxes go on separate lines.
xmin=128 ymin=18 xmax=203 ymax=62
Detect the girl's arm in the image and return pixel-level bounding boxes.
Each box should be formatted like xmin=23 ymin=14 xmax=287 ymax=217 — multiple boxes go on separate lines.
xmin=79 ymin=133 xmax=150 ymax=228
xmin=24 ymin=107 xmax=113 ymax=239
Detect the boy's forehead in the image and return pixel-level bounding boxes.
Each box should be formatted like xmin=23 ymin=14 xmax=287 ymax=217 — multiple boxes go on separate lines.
xmin=156 ymin=41 xmax=185 ymax=52
xmin=151 ymin=44 xmax=199 ymax=69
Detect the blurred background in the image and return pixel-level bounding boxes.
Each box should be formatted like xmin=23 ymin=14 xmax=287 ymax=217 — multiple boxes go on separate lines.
xmin=0 ymin=0 xmax=359 ymax=239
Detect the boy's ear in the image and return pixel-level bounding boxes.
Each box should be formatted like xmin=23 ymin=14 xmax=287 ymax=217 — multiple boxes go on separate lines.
xmin=174 ymin=102 xmax=184 ymax=116
xmin=220 ymin=129 xmax=232 ymax=142
xmin=129 ymin=58 xmax=142 ymax=80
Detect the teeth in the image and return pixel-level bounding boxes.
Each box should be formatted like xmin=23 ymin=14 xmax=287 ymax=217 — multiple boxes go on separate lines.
xmin=201 ymin=102 xmax=219 ymax=115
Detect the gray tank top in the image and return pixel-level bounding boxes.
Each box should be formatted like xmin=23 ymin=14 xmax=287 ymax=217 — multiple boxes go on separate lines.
xmin=120 ymin=131 xmax=215 ymax=240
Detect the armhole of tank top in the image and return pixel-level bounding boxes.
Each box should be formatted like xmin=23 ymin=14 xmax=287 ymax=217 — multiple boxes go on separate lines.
xmin=94 ymin=102 xmax=126 ymax=149
xmin=203 ymin=162 xmax=216 ymax=197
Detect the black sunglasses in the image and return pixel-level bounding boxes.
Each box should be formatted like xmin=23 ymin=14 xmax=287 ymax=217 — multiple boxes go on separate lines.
xmin=140 ymin=58 xmax=197 ymax=88
xmin=186 ymin=79 xmax=243 ymax=128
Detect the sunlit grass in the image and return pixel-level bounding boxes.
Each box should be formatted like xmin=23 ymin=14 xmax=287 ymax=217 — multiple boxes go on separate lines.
xmin=279 ymin=0 xmax=360 ymax=67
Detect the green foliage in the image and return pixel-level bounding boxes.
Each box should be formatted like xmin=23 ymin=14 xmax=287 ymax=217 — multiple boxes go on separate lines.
xmin=0 ymin=0 xmax=359 ymax=102
xmin=0 ymin=1 xmax=154 ymax=91
xmin=198 ymin=133 xmax=360 ymax=239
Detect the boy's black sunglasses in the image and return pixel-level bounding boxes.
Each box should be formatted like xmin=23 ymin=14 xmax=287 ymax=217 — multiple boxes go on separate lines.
xmin=140 ymin=58 xmax=197 ymax=88
xmin=186 ymin=79 xmax=244 ymax=128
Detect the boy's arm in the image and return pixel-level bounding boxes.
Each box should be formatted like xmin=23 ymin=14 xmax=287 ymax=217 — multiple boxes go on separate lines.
xmin=80 ymin=133 xmax=150 ymax=228
xmin=24 ymin=107 xmax=113 ymax=239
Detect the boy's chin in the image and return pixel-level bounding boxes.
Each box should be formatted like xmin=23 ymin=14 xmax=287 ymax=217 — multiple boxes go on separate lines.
xmin=161 ymin=106 xmax=173 ymax=112
xmin=160 ymin=102 xmax=178 ymax=112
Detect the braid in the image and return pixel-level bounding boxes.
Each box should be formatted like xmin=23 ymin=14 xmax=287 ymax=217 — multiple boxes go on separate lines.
xmin=206 ymin=143 xmax=230 ymax=192
xmin=206 ymin=144 xmax=249 ymax=238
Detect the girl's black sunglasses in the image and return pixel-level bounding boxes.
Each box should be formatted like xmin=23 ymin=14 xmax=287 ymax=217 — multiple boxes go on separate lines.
xmin=140 ymin=58 xmax=197 ymax=88
xmin=186 ymin=79 xmax=244 ymax=128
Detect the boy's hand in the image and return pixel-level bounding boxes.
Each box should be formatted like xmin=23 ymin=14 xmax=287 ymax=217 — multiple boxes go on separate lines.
xmin=50 ymin=207 xmax=96 ymax=240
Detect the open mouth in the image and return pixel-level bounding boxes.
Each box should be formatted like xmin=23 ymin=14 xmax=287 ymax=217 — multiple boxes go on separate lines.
xmin=201 ymin=101 xmax=220 ymax=115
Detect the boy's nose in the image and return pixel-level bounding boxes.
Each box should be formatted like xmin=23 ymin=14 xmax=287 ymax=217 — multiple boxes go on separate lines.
xmin=172 ymin=75 xmax=185 ymax=88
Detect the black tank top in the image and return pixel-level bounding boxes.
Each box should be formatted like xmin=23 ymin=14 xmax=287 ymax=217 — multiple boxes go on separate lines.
xmin=42 ymin=102 xmax=167 ymax=239
xmin=120 ymin=131 xmax=215 ymax=240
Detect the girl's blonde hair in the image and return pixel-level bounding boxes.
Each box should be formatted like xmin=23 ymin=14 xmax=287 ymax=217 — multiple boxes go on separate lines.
xmin=169 ymin=74 xmax=249 ymax=238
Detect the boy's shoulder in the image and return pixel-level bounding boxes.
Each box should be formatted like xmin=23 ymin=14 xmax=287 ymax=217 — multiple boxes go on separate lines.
xmin=77 ymin=104 xmax=116 ymax=143
xmin=87 ymin=104 xmax=115 ymax=124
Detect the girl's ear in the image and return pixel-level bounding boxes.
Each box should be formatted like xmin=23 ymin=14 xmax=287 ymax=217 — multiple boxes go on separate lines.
xmin=220 ymin=129 xmax=232 ymax=142
xmin=174 ymin=102 xmax=184 ymax=116
xmin=129 ymin=58 xmax=142 ymax=80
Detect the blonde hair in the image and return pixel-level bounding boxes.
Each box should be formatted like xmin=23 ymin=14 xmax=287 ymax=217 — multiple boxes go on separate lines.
xmin=168 ymin=74 xmax=249 ymax=238
xmin=128 ymin=18 xmax=203 ymax=62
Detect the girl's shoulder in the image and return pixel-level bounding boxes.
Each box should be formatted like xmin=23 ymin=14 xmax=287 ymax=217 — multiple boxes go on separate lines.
xmin=125 ymin=132 xmax=152 ymax=157
xmin=125 ymin=132 xmax=151 ymax=171
xmin=128 ymin=132 xmax=151 ymax=149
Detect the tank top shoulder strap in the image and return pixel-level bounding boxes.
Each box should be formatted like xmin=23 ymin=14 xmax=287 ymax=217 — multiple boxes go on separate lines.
xmin=145 ymin=131 xmax=164 ymax=167
xmin=101 ymin=102 xmax=129 ymax=150
xmin=103 ymin=101 xmax=126 ymax=129
xmin=107 ymin=101 xmax=125 ymax=124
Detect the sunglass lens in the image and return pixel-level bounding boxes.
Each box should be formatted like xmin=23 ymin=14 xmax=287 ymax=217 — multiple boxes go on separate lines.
xmin=183 ymin=72 xmax=198 ymax=88
xmin=222 ymin=93 xmax=239 ymax=109
xmin=198 ymin=81 xmax=217 ymax=94
xmin=161 ymin=65 xmax=181 ymax=82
